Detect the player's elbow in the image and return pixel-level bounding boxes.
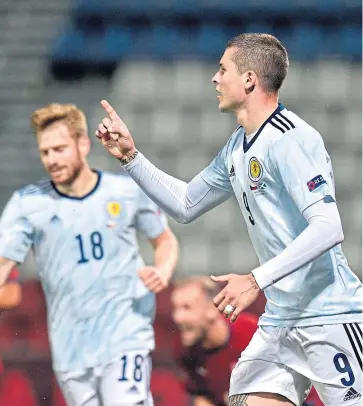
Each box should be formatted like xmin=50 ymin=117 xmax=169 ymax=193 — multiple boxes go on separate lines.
xmin=176 ymin=216 xmax=193 ymax=224
xmin=174 ymin=212 xmax=196 ymax=224
xmin=328 ymin=221 xmax=344 ymax=248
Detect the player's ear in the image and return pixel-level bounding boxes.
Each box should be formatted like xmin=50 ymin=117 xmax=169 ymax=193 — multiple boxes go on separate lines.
xmin=78 ymin=134 xmax=91 ymax=157
xmin=245 ymin=71 xmax=256 ymax=92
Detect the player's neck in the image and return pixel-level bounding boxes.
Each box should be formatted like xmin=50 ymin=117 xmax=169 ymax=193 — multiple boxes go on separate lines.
xmin=202 ymin=317 xmax=230 ymax=349
xmin=236 ymin=95 xmax=279 ymax=137
xmin=56 ymin=166 xmax=99 ymax=198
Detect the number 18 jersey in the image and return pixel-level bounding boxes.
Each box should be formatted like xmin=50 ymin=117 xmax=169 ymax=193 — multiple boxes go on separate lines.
xmin=0 ymin=171 xmax=167 ymax=371
xmin=201 ymin=104 xmax=362 ymax=327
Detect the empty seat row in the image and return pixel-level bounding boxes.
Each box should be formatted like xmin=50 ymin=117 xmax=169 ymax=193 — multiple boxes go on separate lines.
xmin=51 ymin=24 xmax=362 ymax=66
xmin=71 ymin=0 xmax=361 ymax=23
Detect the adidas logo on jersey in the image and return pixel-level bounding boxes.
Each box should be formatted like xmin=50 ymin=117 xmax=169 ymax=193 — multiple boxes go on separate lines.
xmin=128 ymin=385 xmax=139 ymax=394
xmin=229 ymin=165 xmax=235 ymax=177
xmin=344 ymin=387 xmax=361 ymax=401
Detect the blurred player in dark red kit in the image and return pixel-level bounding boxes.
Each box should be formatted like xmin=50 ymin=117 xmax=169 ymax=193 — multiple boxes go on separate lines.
xmin=171 ymin=277 xmax=323 ymax=406
xmin=0 ymin=270 xmax=39 ymax=406
xmin=171 ymin=277 xmax=258 ymax=405
xmin=0 ymin=267 xmax=22 ymax=375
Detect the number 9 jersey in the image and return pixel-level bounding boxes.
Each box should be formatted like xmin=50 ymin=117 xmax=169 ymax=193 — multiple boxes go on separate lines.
xmin=201 ymin=104 xmax=362 ymax=327
xmin=0 ymin=170 xmax=167 ymax=372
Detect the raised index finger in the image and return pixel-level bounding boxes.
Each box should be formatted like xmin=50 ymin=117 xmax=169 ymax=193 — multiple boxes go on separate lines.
xmin=101 ymin=100 xmax=120 ymax=121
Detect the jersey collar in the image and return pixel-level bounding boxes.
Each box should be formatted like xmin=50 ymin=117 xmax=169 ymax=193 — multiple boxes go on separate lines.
xmin=51 ymin=170 xmax=102 ymax=201
xmin=243 ymin=103 xmax=285 ymax=153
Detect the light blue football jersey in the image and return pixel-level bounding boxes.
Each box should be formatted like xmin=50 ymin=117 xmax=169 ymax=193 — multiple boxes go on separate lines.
xmin=201 ymin=104 xmax=362 ymax=327
xmin=0 ymin=171 xmax=167 ymax=371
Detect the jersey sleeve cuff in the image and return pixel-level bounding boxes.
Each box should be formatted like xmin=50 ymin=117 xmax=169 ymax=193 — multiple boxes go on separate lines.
xmin=120 ymin=150 xmax=143 ymax=170
xmin=251 ymin=267 xmax=272 ymax=291
xmin=0 ymin=250 xmax=25 ymax=264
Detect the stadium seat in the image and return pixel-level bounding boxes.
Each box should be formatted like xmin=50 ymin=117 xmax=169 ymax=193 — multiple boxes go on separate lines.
xmin=197 ymin=24 xmax=229 ymax=60
xmin=150 ymin=369 xmax=189 ymax=406
xmin=341 ymin=26 xmax=362 ymax=61
xmin=288 ymin=25 xmax=324 ymax=61
xmin=0 ymin=369 xmax=39 ymax=406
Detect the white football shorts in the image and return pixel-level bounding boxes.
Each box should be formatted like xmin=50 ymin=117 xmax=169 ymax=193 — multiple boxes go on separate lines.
xmin=229 ymin=323 xmax=362 ymax=406
xmin=56 ymin=350 xmax=153 ymax=406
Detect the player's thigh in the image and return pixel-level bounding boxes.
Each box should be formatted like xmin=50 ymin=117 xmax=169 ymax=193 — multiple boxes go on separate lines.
xmin=56 ymin=369 xmax=100 ymax=406
xmin=100 ymin=350 xmax=153 ymax=406
xmin=230 ymin=358 xmax=311 ymax=406
xmin=231 ymin=327 xmax=311 ymax=406
xmin=301 ymin=323 xmax=362 ymax=406
xmin=229 ymin=393 xmax=295 ymax=405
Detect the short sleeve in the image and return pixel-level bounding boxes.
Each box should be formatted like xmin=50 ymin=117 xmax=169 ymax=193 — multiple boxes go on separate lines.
xmin=270 ymin=129 xmax=333 ymax=213
xmin=200 ymin=130 xmax=242 ymax=194
xmin=0 ymin=192 xmax=34 ymax=263
xmin=135 ymin=189 xmax=168 ymax=239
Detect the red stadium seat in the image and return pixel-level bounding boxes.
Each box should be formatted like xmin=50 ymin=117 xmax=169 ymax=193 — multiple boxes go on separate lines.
xmin=0 ymin=369 xmax=39 ymax=406
xmin=151 ymin=369 xmax=189 ymax=406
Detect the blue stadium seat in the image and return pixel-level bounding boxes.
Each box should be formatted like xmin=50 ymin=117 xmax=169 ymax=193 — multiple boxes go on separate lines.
xmin=51 ymin=1 xmax=361 ymax=67
xmin=340 ymin=26 xmax=362 ymax=60
xmin=170 ymin=0 xmax=207 ymax=19
xmin=314 ymin=0 xmax=361 ymax=19
xmin=72 ymin=0 xmax=154 ymax=22
xmin=197 ymin=24 xmax=229 ymax=60
xmin=104 ymin=27 xmax=134 ymax=60
xmin=51 ymin=27 xmax=86 ymax=61
xmin=52 ymin=26 xmax=132 ymax=63
xmin=71 ymin=0 xmax=360 ymax=24
xmin=286 ymin=24 xmax=324 ymax=61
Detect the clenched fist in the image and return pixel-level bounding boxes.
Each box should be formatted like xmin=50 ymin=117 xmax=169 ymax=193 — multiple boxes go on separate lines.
xmin=138 ymin=266 xmax=170 ymax=294
xmin=96 ymin=100 xmax=138 ymax=164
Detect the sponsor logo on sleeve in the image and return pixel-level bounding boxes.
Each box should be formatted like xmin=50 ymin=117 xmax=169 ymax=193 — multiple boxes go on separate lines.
xmin=307 ymin=175 xmax=326 ymax=192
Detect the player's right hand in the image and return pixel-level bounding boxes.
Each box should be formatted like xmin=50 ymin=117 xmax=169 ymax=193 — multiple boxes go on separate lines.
xmin=96 ymin=100 xmax=137 ymax=162
xmin=137 ymin=266 xmax=169 ymax=294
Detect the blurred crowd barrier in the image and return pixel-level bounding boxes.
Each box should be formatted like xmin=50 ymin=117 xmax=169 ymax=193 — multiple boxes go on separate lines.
xmin=0 ymin=0 xmax=361 ymax=404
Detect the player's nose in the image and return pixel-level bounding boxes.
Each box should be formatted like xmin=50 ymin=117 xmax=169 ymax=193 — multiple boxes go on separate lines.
xmin=172 ymin=310 xmax=183 ymax=324
xmin=47 ymin=151 xmax=57 ymax=164
xmin=211 ymin=72 xmax=219 ymax=84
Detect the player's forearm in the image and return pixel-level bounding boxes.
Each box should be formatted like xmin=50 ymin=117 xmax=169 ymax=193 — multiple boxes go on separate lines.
xmin=0 ymin=257 xmax=17 ymax=287
xmin=252 ymin=199 xmax=344 ymax=290
xmin=123 ymin=152 xmax=230 ymax=223
xmin=0 ymin=283 xmax=21 ymax=308
xmin=153 ymin=228 xmax=179 ymax=282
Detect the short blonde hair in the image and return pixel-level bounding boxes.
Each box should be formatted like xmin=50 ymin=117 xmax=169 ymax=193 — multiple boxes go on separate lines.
xmin=174 ymin=276 xmax=219 ymax=298
xmin=31 ymin=103 xmax=88 ymax=137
